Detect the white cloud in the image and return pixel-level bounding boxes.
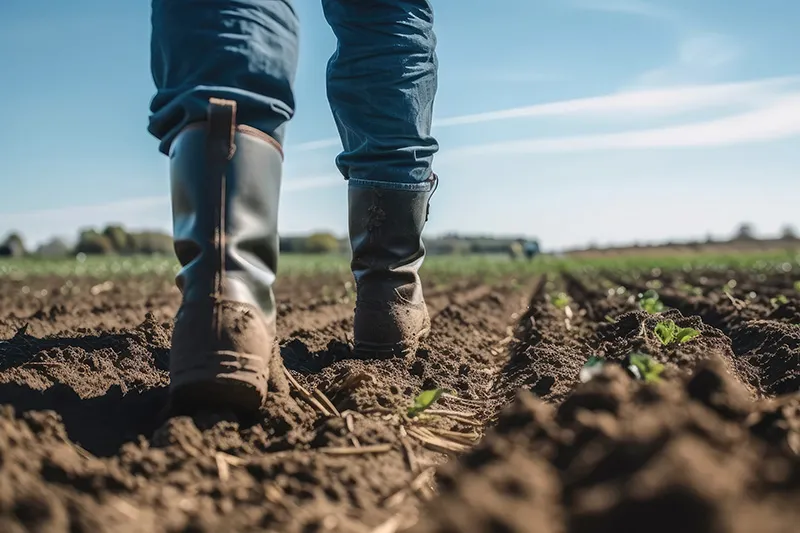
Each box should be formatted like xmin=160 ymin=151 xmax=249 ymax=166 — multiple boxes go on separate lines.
xmin=633 ymin=33 xmax=741 ymax=87
xmin=439 ymin=94 xmax=800 ymax=157
xmin=283 ymin=174 xmax=342 ymax=192
xmin=567 ymin=0 xmax=679 ymax=23
xmin=567 ymin=2 xmax=740 ymax=88
xmin=4 ymin=175 xmax=344 ymax=246
xmin=4 ymin=196 xmax=171 ymax=247
xmin=289 ymin=138 xmax=340 ymax=153
xmin=285 ymin=76 xmax=799 ymax=151
xmin=437 ymin=77 xmax=796 ymax=125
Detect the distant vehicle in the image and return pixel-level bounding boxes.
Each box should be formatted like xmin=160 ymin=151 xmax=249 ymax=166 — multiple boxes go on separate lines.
xmin=508 ymin=239 xmax=540 ymax=260
xmin=523 ymin=240 xmax=540 ymax=260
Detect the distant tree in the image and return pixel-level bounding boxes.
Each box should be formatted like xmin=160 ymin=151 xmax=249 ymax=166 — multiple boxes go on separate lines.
xmin=279 ymin=236 xmax=307 ymax=253
xmin=780 ymin=224 xmax=797 ymax=241
xmin=36 ymin=237 xmax=71 ymax=257
xmin=734 ymin=223 xmax=756 ymax=241
xmin=303 ymin=232 xmax=340 ymax=254
xmin=103 ymin=224 xmax=134 ymax=253
xmin=0 ymin=232 xmax=26 ymax=257
xmin=129 ymin=232 xmax=173 ymax=255
xmin=75 ymin=230 xmax=115 ymax=255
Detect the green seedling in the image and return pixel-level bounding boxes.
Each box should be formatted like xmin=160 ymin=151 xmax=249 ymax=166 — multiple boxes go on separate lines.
xmin=579 ymin=356 xmax=607 ymax=383
xmin=625 ymin=352 xmax=664 ymax=383
xmin=653 ymin=319 xmax=700 ymax=346
xmin=794 ymin=281 xmax=800 ymax=292
xmin=579 ymin=353 xmax=664 ymax=384
xmin=552 ymin=292 xmax=571 ymax=309
xmin=407 ymin=388 xmax=445 ymax=418
xmin=604 ymin=314 xmax=617 ymax=324
xmin=638 ymin=289 xmax=664 ymax=314
xmin=678 ymin=283 xmax=703 ymax=297
xmin=770 ymin=294 xmax=789 ymax=308
xmin=645 ymin=279 xmax=663 ymax=290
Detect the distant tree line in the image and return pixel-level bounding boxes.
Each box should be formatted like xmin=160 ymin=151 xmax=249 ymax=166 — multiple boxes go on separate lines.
xmin=0 ymin=227 xmax=351 ymax=258
xmin=3 ymin=222 xmax=797 ymax=259
xmin=0 ymin=226 xmax=538 ymax=258
xmin=0 ymin=225 xmax=175 ymax=258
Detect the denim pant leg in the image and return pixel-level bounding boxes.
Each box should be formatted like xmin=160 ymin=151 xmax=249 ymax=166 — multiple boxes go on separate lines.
xmin=322 ymin=0 xmax=439 ymax=187
xmin=149 ymin=0 xmax=299 ymax=155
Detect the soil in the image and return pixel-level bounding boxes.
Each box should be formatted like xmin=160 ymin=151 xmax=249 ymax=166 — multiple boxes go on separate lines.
xmin=0 ymin=268 xmax=798 ymax=533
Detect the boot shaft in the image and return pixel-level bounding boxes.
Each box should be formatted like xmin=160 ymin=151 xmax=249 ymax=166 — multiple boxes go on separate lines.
xmin=348 ymin=176 xmax=437 ymax=301
xmin=169 ymin=99 xmax=283 ymax=314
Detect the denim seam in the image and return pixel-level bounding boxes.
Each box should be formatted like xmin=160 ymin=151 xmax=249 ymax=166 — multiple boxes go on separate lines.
xmin=348 ymin=175 xmax=434 ymax=192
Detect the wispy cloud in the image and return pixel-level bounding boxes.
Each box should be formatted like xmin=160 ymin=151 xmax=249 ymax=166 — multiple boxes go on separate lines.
xmin=5 ymin=196 xmax=169 ymax=221
xmin=633 ymin=33 xmax=741 ymax=87
xmin=290 ymin=138 xmax=341 ymax=153
xmin=4 ymin=174 xmax=344 ymax=245
xmin=437 ymin=77 xmax=796 ymax=125
xmin=3 ymin=196 xmax=171 ymax=246
xmin=283 ymin=174 xmax=342 ymax=192
xmin=568 ymin=1 xmax=739 ymax=87
xmin=440 ymin=93 xmax=800 ymax=157
xmin=285 ymin=76 xmax=799 ymax=151
xmin=567 ymin=0 xmax=679 ymax=23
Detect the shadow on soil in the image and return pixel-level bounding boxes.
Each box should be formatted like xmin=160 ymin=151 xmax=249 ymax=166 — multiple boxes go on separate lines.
xmin=0 ymin=382 xmax=168 ymax=457
xmin=280 ymin=338 xmax=357 ymax=373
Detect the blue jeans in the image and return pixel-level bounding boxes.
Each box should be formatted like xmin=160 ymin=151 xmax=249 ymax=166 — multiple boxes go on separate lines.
xmin=149 ymin=0 xmax=438 ymax=186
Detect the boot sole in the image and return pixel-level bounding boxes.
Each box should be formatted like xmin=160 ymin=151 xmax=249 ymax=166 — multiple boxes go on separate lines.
xmin=170 ymin=350 xmax=268 ymax=413
xmin=352 ymin=326 xmax=431 ymax=359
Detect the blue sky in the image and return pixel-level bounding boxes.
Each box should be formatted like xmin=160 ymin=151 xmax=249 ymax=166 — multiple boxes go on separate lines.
xmin=1 ymin=0 xmax=799 ymax=250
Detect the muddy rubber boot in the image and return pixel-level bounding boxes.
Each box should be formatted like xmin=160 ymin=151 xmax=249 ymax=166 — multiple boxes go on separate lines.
xmin=168 ymin=98 xmax=282 ymax=414
xmin=349 ymin=176 xmax=438 ymax=358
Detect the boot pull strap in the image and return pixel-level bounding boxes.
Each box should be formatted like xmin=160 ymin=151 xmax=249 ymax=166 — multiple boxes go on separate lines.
xmin=207 ymin=98 xmax=237 ymax=160
xmin=205 ymin=98 xmax=237 ymax=316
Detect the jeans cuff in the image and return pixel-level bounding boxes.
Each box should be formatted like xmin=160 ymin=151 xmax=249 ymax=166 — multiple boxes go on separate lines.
xmin=348 ymin=173 xmax=437 ymax=193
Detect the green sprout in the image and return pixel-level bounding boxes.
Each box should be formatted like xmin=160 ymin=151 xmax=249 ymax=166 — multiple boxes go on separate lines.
xmin=793 ymin=280 xmax=800 ymax=292
xmin=653 ymin=319 xmax=701 ymax=346
xmin=604 ymin=314 xmax=617 ymax=324
xmin=552 ymin=292 xmax=571 ymax=309
xmin=407 ymin=388 xmax=445 ymax=418
xmin=645 ymin=279 xmax=663 ymax=290
xmin=638 ymin=289 xmax=665 ymax=314
xmin=626 ymin=353 xmax=665 ymax=383
xmin=770 ymin=294 xmax=789 ymax=308
xmin=678 ymin=283 xmax=703 ymax=297
xmin=579 ymin=356 xmax=606 ymax=383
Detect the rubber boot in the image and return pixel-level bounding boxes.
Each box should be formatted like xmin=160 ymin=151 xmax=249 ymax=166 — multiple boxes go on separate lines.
xmin=349 ymin=175 xmax=438 ymax=357
xmin=168 ymin=98 xmax=282 ymax=414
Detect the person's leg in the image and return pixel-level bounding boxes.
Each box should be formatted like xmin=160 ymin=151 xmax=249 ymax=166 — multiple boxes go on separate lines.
xmin=149 ymin=0 xmax=299 ymax=412
xmin=322 ymin=0 xmax=438 ymax=185
xmin=322 ymin=0 xmax=439 ymax=357
xmin=150 ymin=0 xmax=299 ymax=154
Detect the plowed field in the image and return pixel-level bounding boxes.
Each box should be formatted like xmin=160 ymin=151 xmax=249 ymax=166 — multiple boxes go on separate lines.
xmin=1 ymin=259 xmax=798 ymax=532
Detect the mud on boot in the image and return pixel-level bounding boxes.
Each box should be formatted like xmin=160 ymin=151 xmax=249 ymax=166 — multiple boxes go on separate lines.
xmin=168 ymin=98 xmax=282 ymax=414
xmin=348 ymin=175 xmax=438 ymax=358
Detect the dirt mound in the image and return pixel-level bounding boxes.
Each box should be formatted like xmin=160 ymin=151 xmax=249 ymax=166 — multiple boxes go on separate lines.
xmin=413 ymin=360 xmax=800 ymax=533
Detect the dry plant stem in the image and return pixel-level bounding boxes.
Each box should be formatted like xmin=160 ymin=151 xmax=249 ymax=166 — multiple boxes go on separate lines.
xmin=318 ymin=444 xmax=393 ymax=455
xmin=283 ymin=368 xmax=333 ymax=416
xmin=399 ymin=426 xmax=419 ymax=473
xmin=314 ymin=387 xmax=341 ymax=416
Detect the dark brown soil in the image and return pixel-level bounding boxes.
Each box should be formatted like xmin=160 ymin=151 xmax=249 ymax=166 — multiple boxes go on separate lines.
xmin=0 ymin=269 xmax=798 ymax=532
